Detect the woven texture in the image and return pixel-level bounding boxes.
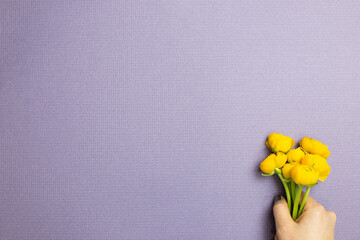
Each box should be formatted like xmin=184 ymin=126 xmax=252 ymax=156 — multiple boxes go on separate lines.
xmin=1 ymin=1 xmax=360 ymax=239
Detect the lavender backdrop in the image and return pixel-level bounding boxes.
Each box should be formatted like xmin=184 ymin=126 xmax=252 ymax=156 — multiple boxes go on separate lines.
xmin=1 ymin=1 xmax=360 ymax=239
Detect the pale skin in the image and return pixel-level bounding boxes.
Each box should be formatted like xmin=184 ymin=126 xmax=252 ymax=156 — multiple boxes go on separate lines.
xmin=273 ymin=194 xmax=336 ymax=240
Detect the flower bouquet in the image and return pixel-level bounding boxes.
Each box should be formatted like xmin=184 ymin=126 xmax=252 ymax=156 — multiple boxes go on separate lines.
xmin=260 ymin=133 xmax=331 ymax=220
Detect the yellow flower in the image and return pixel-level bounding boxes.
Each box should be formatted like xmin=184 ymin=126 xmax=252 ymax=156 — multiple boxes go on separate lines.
xmin=291 ymin=163 xmax=320 ymax=186
xmin=275 ymin=152 xmax=288 ymax=168
xmin=300 ymin=137 xmax=330 ymax=159
xmin=301 ymin=154 xmax=331 ymax=182
xmin=266 ymin=133 xmax=295 ymax=153
xmin=282 ymin=162 xmax=298 ymax=179
xmin=260 ymin=153 xmax=287 ymax=174
xmin=287 ymin=148 xmax=305 ymax=162
xmin=260 ymin=154 xmax=276 ymax=174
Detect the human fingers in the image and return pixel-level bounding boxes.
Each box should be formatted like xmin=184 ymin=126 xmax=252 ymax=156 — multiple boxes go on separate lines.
xmin=273 ymin=196 xmax=295 ymax=231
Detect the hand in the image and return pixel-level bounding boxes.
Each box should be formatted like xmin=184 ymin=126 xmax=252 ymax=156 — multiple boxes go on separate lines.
xmin=273 ymin=194 xmax=336 ymax=240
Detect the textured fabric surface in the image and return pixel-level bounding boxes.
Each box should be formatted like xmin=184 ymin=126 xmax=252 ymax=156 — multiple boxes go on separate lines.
xmin=1 ymin=1 xmax=359 ymax=239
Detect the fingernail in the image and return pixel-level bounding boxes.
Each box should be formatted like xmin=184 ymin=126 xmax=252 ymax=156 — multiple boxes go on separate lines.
xmin=273 ymin=195 xmax=282 ymax=205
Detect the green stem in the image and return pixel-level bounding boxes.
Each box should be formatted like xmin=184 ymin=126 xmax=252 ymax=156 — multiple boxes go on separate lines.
xmin=287 ymin=182 xmax=292 ymax=210
xmin=298 ymin=187 xmax=311 ymax=218
xmin=291 ymin=180 xmax=296 ymax=201
xmin=292 ymin=185 xmax=303 ymax=220
xmin=275 ymin=170 xmax=291 ymax=212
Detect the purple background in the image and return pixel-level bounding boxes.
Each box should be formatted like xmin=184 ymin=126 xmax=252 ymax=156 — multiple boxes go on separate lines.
xmin=1 ymin=1 xmax=360 ymax=239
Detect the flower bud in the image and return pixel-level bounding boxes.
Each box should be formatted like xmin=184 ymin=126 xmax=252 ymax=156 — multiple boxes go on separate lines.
xmin=282 ymin=162 xmax=298 ymax=179
xmin=274 ymin=152 xmax=287 ymax=168
xmin=266 ymin=133 xmax=295 ymax=153
xmin=300 ymin=137 xmax=330 ymax=159
xmin=260 ymin=153 xmax=276 ymax=174
xmin=291 ymin=163 xmax=320 ymax=186
xmin=260 ymin=154 xmax=277 ymax=174
xmin=301 ymin=154 xmax=331 ymax=182
xmin=260 ymin=153 xmax=288 ymax=174
xmin=286 ymin=147 xmax=305 ymax=162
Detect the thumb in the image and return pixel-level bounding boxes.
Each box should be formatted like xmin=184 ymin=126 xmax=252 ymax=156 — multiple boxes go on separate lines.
xmin=273 ymin=195 xmax=294 ymax=229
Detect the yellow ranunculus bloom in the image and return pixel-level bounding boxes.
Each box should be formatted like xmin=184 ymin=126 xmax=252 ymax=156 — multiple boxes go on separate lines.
xmin=260 ymin=154 xmax=276 ymax=174
xmin=301 ymin=154 xmax=331 ymax=182
xmin=274 ymin=152 xmax=288 ymax=168
xmin=291 ymin=163 xmax=320 ymax=186
xmin=282 ymin=162 xmax=298 ymax=179
xmin=287 ymin=147 xmax=305 ymax=162
xmin=260 ymin=153 xmax=287 ymax=174
xmin=266 ymin=133 xmax=295 ymax=153
xmin=300 ymin=137 xmax=330 ymax=159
